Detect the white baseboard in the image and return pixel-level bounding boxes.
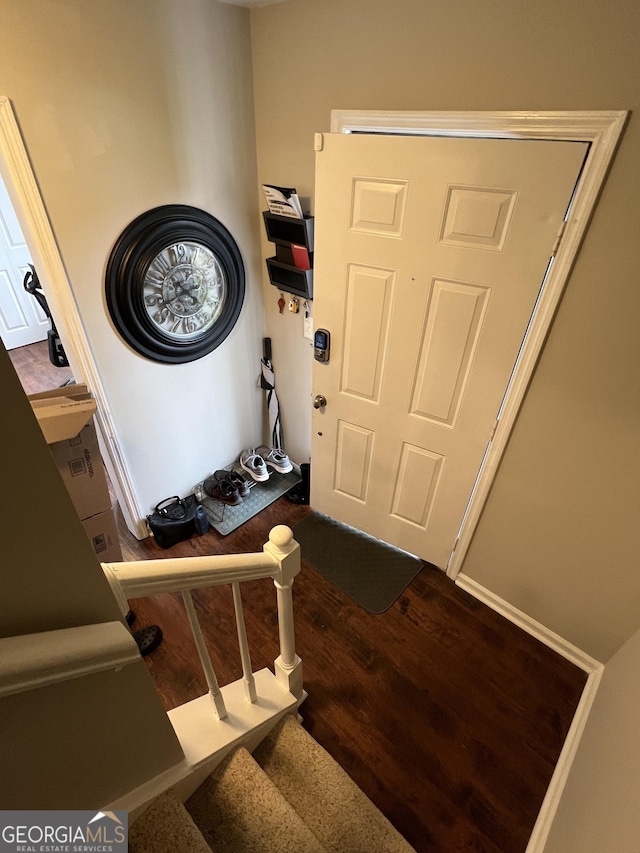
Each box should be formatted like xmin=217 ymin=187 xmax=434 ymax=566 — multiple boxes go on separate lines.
xmin=454 ymin=572 xmax=601 ymax=673
xmin=525 ymin=665 xmax=603 ymax=853
xmin=454 ymin=572 xmax=604 ymax=853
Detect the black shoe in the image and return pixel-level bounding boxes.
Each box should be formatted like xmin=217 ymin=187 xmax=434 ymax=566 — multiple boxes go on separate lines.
xmin=286 ymin=463 xmax=310 ymax=504
xmin=214 ymin=469 xmax=251 ymax=498
xmin=133 ymin=624 xmax=163 ymax=656
xmin=203 ymin=475 xmax=243 ymax=505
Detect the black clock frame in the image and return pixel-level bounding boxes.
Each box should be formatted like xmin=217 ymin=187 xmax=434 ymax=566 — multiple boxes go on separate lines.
xmin=105 ymin=205 xmax=245 ymax=364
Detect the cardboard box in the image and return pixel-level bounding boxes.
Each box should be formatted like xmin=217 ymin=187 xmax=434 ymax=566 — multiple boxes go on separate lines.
xmin=48 ymin=423 xmax=111 ymax=520
xmin=82 ymin=505 xmax=123 ymax=564
xmin=29 ymin=386 xmax=111 ymax=521
xmin=28 ymin=384 xmax=94 ymax=444
xmin=28 ymin=383 xmax=89 ymax=402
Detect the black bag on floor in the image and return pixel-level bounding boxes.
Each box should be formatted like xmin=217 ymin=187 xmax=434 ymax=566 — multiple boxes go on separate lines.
xmin=147 ymin=495 xmax=209 ymax=549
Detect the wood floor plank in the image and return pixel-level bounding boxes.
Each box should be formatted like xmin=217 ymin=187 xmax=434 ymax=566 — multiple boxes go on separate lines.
xmin=8 ymin=340 xmax=74 ymax=394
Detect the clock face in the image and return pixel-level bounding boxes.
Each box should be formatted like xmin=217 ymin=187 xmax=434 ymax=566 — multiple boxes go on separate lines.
xmin=143 ymin=241 xmax=226 ymax=341
xmin=106 ymin=206 xmax=244 ymax=363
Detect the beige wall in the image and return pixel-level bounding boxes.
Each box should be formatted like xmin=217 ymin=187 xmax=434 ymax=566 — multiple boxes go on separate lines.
xmin=0 ymin=341 xmax=183 ymax=805
xmin=250 ymin=0 xmax=640 ymax=661
xmin=0 ymin=0 xmax=265 ymax=518
xmin=545 ymin=626 xmax=640 ymax=852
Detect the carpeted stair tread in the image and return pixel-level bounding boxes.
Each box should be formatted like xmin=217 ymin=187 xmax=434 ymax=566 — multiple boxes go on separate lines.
xmin=253 ymin=715 xmax=415 ymax=853
xmin=186 ymin=745 xmax=325 ymax=853
xmin=129 ymin=788 xmax=214 ymax=853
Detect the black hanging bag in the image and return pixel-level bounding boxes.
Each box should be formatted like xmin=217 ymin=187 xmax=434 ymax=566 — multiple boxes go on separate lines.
xmin=146 ymin=495 xmax=209 ymax=549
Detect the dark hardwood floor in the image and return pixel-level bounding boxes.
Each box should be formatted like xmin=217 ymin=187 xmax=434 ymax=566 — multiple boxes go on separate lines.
xmin=117 ymin=499 xmax=586 ymax=853
xmin=10 ymin=340 xmax=587 ymax=852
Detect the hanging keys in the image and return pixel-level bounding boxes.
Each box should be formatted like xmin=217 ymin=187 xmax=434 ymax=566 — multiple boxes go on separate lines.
xmin=289 ymin=296 xmax=300 ymax=314
xmin=278 ymin=293 xmax=285 ymax=314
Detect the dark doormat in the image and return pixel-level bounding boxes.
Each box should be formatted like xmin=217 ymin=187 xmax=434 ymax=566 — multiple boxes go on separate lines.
xmin=293 ymin=511 xmax=424 ymax=613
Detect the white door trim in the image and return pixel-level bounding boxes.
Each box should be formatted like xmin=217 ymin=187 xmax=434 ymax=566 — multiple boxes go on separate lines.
xmin=0 ymin=97 xmax=146 ymax=537
xmin=330 ymin=110 xmax=628 ymax=579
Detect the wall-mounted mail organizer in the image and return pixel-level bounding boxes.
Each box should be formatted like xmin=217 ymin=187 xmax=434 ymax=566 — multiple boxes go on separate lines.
xmin=263 ymin=211 xmax=314 ymax=300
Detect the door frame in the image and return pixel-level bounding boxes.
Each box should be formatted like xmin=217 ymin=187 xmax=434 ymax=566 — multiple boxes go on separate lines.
xmin=0 ymin=97 xmax=145 ymax=537
xmin=329 ymin=110 xmax=627 ymax=579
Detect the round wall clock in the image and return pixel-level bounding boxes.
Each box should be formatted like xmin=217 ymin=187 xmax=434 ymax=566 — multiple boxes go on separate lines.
xmin=105 ymin=205 xmax=245 ymax=363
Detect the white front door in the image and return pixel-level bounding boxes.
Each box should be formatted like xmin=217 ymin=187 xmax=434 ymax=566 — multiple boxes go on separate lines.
xmin=311 ymin=133 xmax=587 ymax=568
xmin=0 ymin=174 xmax=47 ymax=350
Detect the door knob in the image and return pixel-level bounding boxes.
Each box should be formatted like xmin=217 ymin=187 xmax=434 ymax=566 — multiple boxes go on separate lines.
xmin=313 ymin=394 xmax=327 ymax=409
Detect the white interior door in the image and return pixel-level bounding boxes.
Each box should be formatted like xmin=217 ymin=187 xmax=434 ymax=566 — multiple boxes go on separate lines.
xmin=311 ymin=133 xmax=587 ymax=568
xmin=0 ymin=174 xmax=47 ymax=350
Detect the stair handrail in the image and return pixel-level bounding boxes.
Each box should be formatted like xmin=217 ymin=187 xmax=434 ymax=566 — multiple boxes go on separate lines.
xmin=101 ymin=525 xmax=303 ymax=710
xmin=0 ymin=621 xmax=139 ymax=698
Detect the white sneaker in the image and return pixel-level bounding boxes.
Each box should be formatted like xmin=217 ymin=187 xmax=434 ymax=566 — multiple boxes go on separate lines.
xmin=240 ymin=448 xmax=269 ymax=482
xmin=256 ymin=445 xmax=293 ymax=474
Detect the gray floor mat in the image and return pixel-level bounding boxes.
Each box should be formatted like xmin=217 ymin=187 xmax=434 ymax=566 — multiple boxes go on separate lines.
xmin=294 ymin=511 xmax=424 ymax=613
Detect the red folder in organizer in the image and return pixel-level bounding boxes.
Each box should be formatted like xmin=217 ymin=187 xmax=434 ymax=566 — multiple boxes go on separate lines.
xmin=291 ymin=243 xmax=311 ymax=270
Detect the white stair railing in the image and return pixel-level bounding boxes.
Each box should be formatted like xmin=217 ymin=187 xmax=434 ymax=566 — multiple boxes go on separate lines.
xmin=0 ymin=621 xmax=139 ymax=698
xmin=0 ymin=526 xmax=303 ymax=816
xmin=231 ymin=582 xmax=257 ymax=704
xmin=181 ymin=589 xmax=228 ymax=719
xmin=101 ymin=524 xmax=303 ymax=706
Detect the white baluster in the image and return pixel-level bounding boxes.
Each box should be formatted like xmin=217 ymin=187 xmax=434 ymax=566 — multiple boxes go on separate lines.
xmin=232 ymin=582 xmax=257 ymax=703
xmin=264 ymin=525 xmax=304 ymax=700
xmin=181 ymin=590 xmax=227 ymax=720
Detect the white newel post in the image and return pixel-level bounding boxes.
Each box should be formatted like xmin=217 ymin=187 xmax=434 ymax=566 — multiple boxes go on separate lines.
xmin=264 ymin=525 xmax=304 ymax=701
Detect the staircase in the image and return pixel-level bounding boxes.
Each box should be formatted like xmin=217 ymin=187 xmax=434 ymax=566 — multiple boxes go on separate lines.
xmin=129 ymin=714 xmax=415 ymax=853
